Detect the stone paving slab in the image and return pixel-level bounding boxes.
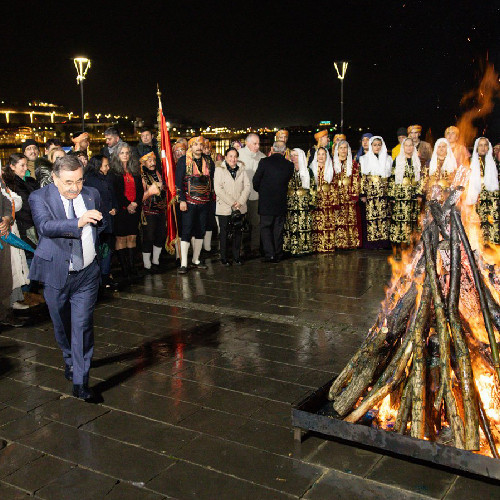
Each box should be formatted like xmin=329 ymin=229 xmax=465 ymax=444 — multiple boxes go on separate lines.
xmin=0 ymin=251 xmax=499 ymax=498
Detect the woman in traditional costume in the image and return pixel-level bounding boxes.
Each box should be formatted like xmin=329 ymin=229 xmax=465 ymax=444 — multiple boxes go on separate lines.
xmin=465 ymin=137 xmax=499 ymax=245
xmin=331 ymin=140 xmax=362 ymax=249
xmin=359 ymin=136 xmax=392 ymax=249
xmin=425 ymin=138 xmax=457 ymax=202
xmin=445 ymin=126 xmax=470 ymax=167
xmin=283 ymin=148 xmax=316 ymax=256
xmin=311 ymin=147 xmax=335 ymax=252
xmin=388 ymin=138 xmax=424 ymax=255
xmin=355 ymin=132 xmax=373 ymax=162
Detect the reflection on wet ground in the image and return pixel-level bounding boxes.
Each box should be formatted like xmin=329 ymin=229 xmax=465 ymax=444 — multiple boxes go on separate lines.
xmin=1 ymin=251 xmax=498 ymax=498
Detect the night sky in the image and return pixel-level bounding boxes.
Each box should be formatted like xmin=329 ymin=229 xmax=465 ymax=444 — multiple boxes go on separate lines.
xmin=3 ymin=1 xmax=499 ymax=139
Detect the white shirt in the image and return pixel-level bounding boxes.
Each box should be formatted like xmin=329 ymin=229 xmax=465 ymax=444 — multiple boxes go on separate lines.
xmin=60 ymin=193 xmax=96 ymax=270
xmin=238 ymin=146 xmax=266 ymax=201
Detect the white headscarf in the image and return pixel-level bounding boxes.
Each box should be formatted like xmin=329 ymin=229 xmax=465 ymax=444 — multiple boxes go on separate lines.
xmin=333 ymin=140 xmax=353 ymax=177
xmin=310 ymin=147 xmax=333 ymax=184
xmin=465 ymin=137 xmax=499 ymax=205
xmin=359 ymin=136 xmax=392 ymax=177
xmin=429 ymin=138 xmax=457 ymax=176
xmin=292 ymin=148 xmax=310 ymax=189
xmin=395 ymin=138 xmax=421 ymax=185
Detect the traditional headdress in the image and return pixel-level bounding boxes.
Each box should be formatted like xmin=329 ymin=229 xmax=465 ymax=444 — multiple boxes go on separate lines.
xmin=188 ymin=136 xmax=205 ymax=148
xmin=333 ymin=133 xmax=346 ymax=143
xmin=395 ymin=138 xmax=421 ymax=185
xmin=465 ymin=137 xmax=499 ymax=205
xmin=71 ymin=131 xmax=89 ymax=145
xmin=310 ymin=147 xmax=333 ymax=184
xmin=429 ymin=138 xmax=457 ymax=176
xmin=333 ymin=140 xmax=353 ymax=177
xmin=139 ymin=151 xmax=156 ymax=165
xmin=355 ymin=132 xmax=373 ymax=160
xmin=314 ymin=130 xmax=329 ymax=143
xmin=407 ymin=125 xmax=422 ymax=135
xmin=186 ymin=136 xmax=209 ymax=175
xmin=292 ymin=148 xmax=310 ymax=189
xmin=359 ymin=136 xmax=392 ymax=177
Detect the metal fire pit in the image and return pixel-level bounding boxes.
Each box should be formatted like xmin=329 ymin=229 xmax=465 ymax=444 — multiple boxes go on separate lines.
xmin=292 ymin=377 xmax=500 ymax=480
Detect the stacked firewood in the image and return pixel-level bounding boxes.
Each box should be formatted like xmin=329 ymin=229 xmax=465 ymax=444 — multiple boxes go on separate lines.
xmin=328 ymin=188 xmax=500 ymax=457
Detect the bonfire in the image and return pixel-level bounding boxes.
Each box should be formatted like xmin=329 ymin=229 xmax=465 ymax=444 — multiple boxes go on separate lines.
xmin=328 ymin=67 xmax=500 ymax=458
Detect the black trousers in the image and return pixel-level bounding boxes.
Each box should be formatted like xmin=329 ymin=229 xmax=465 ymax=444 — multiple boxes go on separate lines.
xmin=260 ymin=215 xmax=285 ymax=259
xmin=218 ymin=215 xmax=242 ymax=261
xmin=180 ymin=203 xmax=209 ymax=241
xmin=142 ymin=213 xmax=167 ymax=252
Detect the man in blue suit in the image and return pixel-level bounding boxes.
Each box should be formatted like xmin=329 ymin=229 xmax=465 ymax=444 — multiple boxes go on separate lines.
xmin=29 ymin=155 xmax=105 ymax=402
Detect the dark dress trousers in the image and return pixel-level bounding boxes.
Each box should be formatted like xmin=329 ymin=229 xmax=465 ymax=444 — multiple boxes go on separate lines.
xmin=29 ymin=184 xmax=105 ymax=385
xmin=253 ymin=153 xmax=294 ymax=259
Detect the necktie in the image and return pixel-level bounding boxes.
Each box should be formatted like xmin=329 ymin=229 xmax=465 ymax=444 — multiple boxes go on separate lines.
xmin=68 ymin=199 xmax=84 ymax=271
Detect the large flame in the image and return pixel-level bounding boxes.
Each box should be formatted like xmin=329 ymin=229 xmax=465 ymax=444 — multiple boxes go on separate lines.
xmin=378 ymin=65 xmax=500 ymax=456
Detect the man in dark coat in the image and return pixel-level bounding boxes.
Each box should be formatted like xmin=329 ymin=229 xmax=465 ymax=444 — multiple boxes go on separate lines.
xmin=252 ymin=141 xmax=294 ymax=262
xmin=135 ymin=128 xmax=161 ymax=169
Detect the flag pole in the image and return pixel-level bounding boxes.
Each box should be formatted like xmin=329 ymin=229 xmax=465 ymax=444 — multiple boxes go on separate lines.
xmin=157 ymin=84 xmax=181 ymax=259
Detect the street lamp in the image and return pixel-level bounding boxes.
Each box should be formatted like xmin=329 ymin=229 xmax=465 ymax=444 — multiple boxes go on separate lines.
xmin=73 ymin=56 xmax=91 ymax=131
xmin=334 ymin=61 xmax=348 ymax=134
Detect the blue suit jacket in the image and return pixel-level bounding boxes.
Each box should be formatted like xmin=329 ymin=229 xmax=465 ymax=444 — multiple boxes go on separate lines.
xmin=28 ymin=183 xmax=105 ymax=289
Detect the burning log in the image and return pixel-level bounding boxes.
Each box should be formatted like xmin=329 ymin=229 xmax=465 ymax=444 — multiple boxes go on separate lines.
xmin=448 ymin=210 xmax=480 ymax=450
xmin=452 ymin=208 xmax=500 ymax=384
xmin=423 ymin=230 xmax=466 ymax=448
xmin=328 ymin=189 xmax=500 ymax=458
xmin=410 ymin=279 xmax=432 ymax=439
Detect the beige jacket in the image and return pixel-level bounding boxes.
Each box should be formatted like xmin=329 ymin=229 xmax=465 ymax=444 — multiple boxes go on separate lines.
xmin=214 ymin=161 xmax=251 ymax=216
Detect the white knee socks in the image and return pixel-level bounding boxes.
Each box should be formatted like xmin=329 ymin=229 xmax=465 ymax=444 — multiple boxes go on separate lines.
xmin=142 ymin=253 xmax=152 ymax=269
xmin=192 ymin=238 xmax=203 ymax=264
xmin=152 ymin=246 xmax=162 ymax=265
xmin=180 ymin=241 xmax=190 ymax=268
xmin=203 ymin=231 xmax=212 ymax=251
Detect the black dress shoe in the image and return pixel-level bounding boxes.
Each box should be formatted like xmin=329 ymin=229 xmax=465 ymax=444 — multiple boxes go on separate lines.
xmin=177 ymin=266 xmax=189 ymax=274
xmin=72 ymin=384 xmax=101 ymax=403
xmin=0 ymin=314 xmax=27 ymax=328
xmin=234 ymin=259 xmax=243 ymax=265
xmin=261 ymin=257 xmax=273 ymax=263
xmin=220 ymin=259 xmax=231 ymax=266
xmin=151 ymin=263 xmax=161 ymax=273
xmin=191 ymin=262 xmax=208 ymax=270
xmin=64 ymin=364 xmax=73 ymax=381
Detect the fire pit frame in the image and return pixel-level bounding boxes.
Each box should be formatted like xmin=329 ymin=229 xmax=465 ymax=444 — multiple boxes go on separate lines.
xmin=291 ymin=377 xmax=500 ymax=480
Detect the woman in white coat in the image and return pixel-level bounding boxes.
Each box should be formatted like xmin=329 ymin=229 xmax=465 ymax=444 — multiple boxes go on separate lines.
xmin=0 ymin=178 xmax=30 ymax=309
xmin=214 ymin=147 xmax=251 ymax=265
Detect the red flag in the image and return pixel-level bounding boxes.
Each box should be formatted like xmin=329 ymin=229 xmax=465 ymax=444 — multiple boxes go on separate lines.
xmin=158 ymin=95 xmax=179 ymax=254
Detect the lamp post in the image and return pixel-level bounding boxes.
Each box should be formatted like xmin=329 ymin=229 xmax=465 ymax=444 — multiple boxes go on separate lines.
xmin=73 ymin=57 xmax=91 ymax=131
xmin=334 ymin=61 xmax=348 ymax=134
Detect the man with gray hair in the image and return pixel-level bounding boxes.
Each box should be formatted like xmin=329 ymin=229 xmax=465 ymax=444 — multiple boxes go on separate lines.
xmin=252 ymin=141 xmax=294 ymax=263
xmin=238 ymin=133 xmax=266 ymax=256
xmin=29 ymin=155 xmax=105 ymax=402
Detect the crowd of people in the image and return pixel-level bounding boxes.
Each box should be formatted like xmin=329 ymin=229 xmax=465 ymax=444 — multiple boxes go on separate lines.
xmin=1 ymin=124 xmax=499 ymax=325
xmin=0 ymin=122 xmax=498 ymax=401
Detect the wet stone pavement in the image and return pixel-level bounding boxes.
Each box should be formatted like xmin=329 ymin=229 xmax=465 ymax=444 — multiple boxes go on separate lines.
xmin=1 ymin=250 xmax=499 ymax=499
